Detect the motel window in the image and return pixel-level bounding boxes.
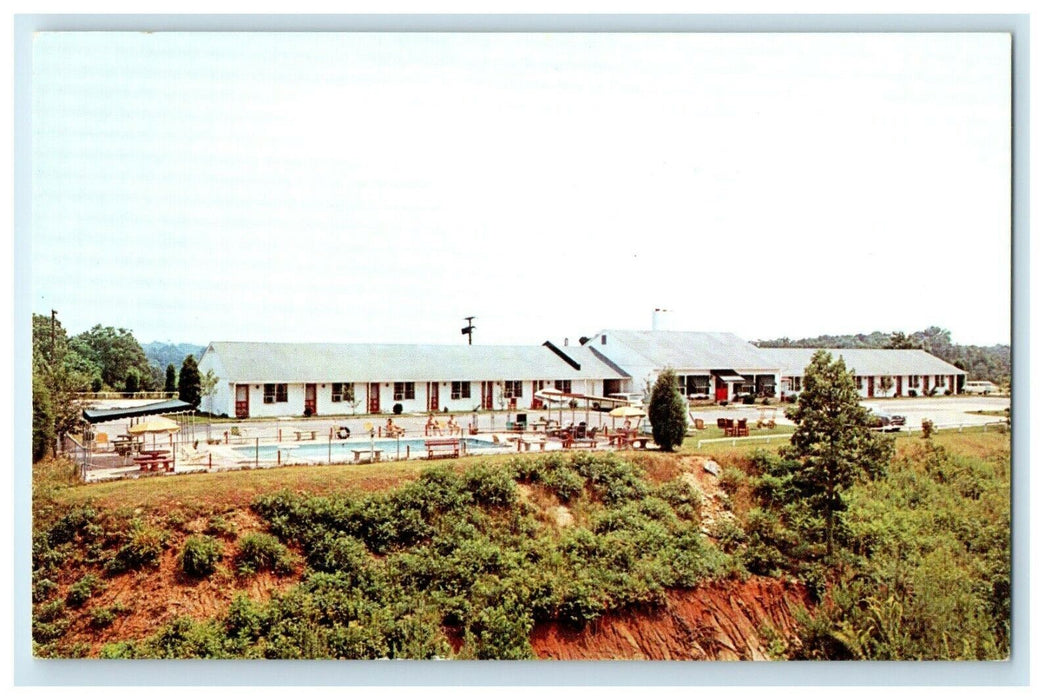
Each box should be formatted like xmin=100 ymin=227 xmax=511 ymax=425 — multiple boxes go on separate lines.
xmin=394 ymin=382 xmax=416 ymax=401
xmin=686 ymin=375 xmax=711 ymax=396
xmin=909 ymin=375 xmax=920 ymax=389
xmin=554 ymin=379 xmax=573 ymax=393
xmin=503 ymin=380 xmax=523 ymax=398
xmin=935 ymin=375 xmax=946 ymax=388
xmin=451 ymin=381 xmax=471 ymax=400
xmin=264 ymin=383 xmax=288 ymax=404
xmin=854 ymin=376 xmax=863 ymax=390
xmin=331 ymin=382 xmax=354 ymax=403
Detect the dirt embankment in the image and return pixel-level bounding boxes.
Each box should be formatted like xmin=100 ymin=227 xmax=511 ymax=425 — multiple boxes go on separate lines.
xmin=532 ymin=577 xmax=808 ymax=660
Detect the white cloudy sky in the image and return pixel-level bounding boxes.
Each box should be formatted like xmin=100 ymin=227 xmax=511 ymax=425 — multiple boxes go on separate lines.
xmin=30 ymin=31 xmax=1012 ymax=347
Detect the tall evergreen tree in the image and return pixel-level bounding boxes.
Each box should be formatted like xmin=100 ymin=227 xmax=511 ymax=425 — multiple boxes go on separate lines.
xmin=164 ymin=363 xmax=177 ymax=393
xmin=782 ymin=350 xmax=892 ymax=559
xmin=178 ymin=355 xmax=202 ymax=408
xmin=647 ymin=368 xmax=688 ymax=452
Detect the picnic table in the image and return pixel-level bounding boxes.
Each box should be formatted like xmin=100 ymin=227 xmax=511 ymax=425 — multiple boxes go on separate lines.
xmin=112 ymin=436 xmax=140 ymax=456
xmin=133 ymin=449 xmax=172 ymax=472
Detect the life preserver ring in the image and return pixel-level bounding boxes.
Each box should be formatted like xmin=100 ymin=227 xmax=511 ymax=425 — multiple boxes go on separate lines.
xmin=336 ymin=426 xmax=350 ymax=440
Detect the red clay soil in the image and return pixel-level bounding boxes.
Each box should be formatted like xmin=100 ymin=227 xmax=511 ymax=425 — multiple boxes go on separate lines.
xmin=531 ymin=577 xmax=808 ymax=660
xmin=61 ymin=511 xmax=302 ymax=656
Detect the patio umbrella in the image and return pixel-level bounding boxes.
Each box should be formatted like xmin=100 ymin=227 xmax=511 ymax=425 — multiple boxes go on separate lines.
xmin=610 ymin=405 xmax=647 ymax=430
xmin=127 ymin=416 xmax=181 ymax=449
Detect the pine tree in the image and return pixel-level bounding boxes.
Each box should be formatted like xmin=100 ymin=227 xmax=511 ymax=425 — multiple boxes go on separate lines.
xmin=164 ymin=363 xmax=177 ymax=394
xmin=648 ymin=369 xmax=688 ymax=451
xmin=178 ymin=355 xmax=202 ymax=408
xmin=782 ymin=350 xmax=892 ymax=559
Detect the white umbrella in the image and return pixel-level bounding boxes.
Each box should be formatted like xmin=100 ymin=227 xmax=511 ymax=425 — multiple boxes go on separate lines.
xmin=128 ymin=416 xmax=181 ymax=449
xmin=610 ymin=405 xmax=647 ymax=431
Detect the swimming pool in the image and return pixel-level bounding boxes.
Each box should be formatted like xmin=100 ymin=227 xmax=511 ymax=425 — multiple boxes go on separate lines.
xmin=232 ymin=437 xmax=511 ymax=462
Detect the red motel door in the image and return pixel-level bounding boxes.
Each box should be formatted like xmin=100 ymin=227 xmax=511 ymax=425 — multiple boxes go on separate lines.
xmin=235 ymin=384 xmax=249 ymax=418
xmin=368 ymin=383 xmax=380 ymax=414
xmin=305 ymin=384 xmax=317 ymax=415
xmin=428 ymin=382 xmax=439 ymax=411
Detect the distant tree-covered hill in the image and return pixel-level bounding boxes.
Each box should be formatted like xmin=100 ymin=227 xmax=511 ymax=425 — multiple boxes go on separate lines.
xmin=142 ymin=341 xmax=206 ymax=371
xmin=753 ymin=326 xmax=1010 ymax=387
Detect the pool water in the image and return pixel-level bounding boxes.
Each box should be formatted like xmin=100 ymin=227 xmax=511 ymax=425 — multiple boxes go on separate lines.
xmin=233 ymin=437 xmax=509 ymax=462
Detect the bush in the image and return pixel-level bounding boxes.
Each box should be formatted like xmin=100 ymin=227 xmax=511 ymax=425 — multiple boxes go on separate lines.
xmin=648 ymin=369 xmax=689 ymax=451
xmin=105 ymin=523 xmax=167 ymax=574
xmin=538 ymin=464 xmax=585 ymax=503
xmin=181 ymin=535 xmax=224 ymax=578
xmin=393 ymin=403 xmax=403 ymax=415
xmin=66 ymin=574 xmax=103 ymax=608
xmin=463 ymin=464 xmax=518 ymax=508
xmin=921 ymin=418 xmax=935 ymax=439
xmin=743 ymin=394 xmax=756 ymax=405
xmin=33 ymin=577 xmax=59 ymax=604
xmin=236 ymin=533 xmax=294 ymax=575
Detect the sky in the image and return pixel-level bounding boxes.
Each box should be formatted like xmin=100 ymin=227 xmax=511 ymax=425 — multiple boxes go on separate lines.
xmin=29 ymin=31 xmax=1012 ymax=348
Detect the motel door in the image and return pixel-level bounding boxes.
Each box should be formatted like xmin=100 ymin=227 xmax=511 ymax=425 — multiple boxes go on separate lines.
xmin=304 ymin=384 xmax=317 ymax=415
xmin=896 ymin=377 xmax=903 ymax=397
xmin=235 ymin=384 xmax=249 ymax=419
xmin=482 ymin=381 xmax=494 ymax=410
xmin=368 ymin=383 xmax=381 ymax=414
xmin=715 ymin=380 xmax=728 ymax=403
xmin=867 ymin=377 xmax=875 ymax=398
xmin=428 ymin=382 xmax=439 ymax=411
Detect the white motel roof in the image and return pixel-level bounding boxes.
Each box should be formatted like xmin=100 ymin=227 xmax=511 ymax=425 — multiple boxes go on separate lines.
xmin=202 ymin=341 xmax=627 ymax=384
xmin=761 ymin=348 xmax=967 ymax=377
xmin=591 ymin=330 xmax=781 ymax=371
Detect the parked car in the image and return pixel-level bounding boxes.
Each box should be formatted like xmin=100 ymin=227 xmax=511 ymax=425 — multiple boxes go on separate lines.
xmin=963 ymin=380 xmax=999 ymax=395
xmin=867 ymin=408 xmax=906 ymax=431
xmin=609 ymin=392 xmax=644 ymax=406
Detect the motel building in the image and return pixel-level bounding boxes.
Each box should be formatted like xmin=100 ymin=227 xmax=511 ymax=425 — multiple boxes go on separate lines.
xmin=761 ymin=348 xmax=968 ymax=398
xmin=196 ymin=341 xmax=629 ymax=419
xmin=583 ymin=329 xmax=783 ymax=402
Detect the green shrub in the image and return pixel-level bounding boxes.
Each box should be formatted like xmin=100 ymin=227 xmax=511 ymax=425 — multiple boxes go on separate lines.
xmin=181 ymin=535 xmax=224 ymax=578
xmin=463 ymin=463 xmax=518 ymax=508
xmin=89 ymin=606 xmax=117 ymax=629
xmin=33 ymin=577 xmax=59 ymax=604
xmin=66 ymin=573 xmax=103 ymax=608
xmin=236 ymin=532 xmax=294 ymax=575
xmin=105 ymin=522 xmax=167 ymax=574
xmin=205 ymin=514 xmax=239 ymax=539
xmin=538 ymin=464 xmax=585 ymax=503
xmin=47 ymin=505 xmax=97 ymax=547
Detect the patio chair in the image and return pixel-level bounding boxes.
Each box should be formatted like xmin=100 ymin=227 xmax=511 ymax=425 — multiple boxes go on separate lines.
xmin=736 ymin=418 xmax=749 ymax=437
xmin=723 ymin=420 xmax=736 ymax=437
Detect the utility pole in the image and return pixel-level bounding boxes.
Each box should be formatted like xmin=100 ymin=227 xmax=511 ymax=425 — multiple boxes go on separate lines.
xmin=461 ymin=316 xmax=476 ymax=345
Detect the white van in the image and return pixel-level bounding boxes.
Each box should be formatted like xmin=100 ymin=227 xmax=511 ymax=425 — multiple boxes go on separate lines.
xmin=963 ymin=381 xmax=999 ymax=395
xmin=609 ymin=392 xmax=644 ymax=406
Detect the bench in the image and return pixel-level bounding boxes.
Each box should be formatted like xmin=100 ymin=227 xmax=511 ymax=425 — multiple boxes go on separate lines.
xmin=295 ymin=430 xmax=317 ymax=441
xmin=425 ymin=438 xmax=461 ymax=459
xmin=515 ymin=437 xmax=547 ymax=452
xmin=350 ymin=448 xmax=383 ymax=463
